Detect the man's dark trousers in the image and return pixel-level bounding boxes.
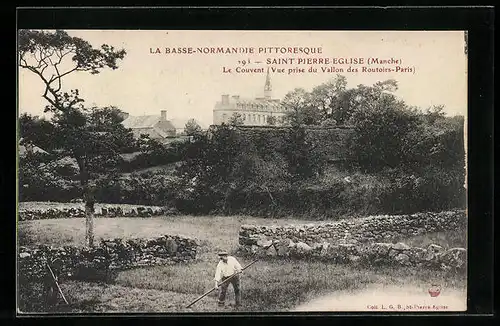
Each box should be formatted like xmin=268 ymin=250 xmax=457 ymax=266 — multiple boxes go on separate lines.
xmin=218 ymin=274 xmax=241 ymax=306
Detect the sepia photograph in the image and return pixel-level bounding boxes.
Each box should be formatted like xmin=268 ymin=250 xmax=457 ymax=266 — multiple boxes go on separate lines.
xmin=17 ymin=29 xmax=468 ymax=314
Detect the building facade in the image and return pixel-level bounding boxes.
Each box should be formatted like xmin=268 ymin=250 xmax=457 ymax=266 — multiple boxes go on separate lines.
xmin=213 ymin=69 xmax=287 ymax=126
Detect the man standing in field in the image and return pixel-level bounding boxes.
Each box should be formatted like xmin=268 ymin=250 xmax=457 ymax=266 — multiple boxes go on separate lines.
xmin=214 ymin=251 xmax=243 ymax=307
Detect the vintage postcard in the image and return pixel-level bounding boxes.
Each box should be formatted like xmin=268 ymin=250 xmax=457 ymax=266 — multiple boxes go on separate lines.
xmin=17 ymin=29 xmax=467 ymax=314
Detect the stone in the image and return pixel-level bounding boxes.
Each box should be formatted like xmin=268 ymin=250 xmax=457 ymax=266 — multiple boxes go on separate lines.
xmin=273 ymin=239 xmax=290 ymax=256
xmin=372 ymin=243 xmax=392 ymax=256
xmin=319 ymin=243 xmax=330 ymax=257
xmin=163 ymin=237 xmax=182 ymax=256
xmin=311 ymin=243 xmax=324 ymax=251
xmin=239 ymin=236 xmax=260 ymax=246
xmin=388 ymin=249 xmax=399 ymax=259
xmin=427 ymin=244 xmax=444 ymax=253
xmin=250 ymin=245 xmax=260 ymax=254
xmin=239 ymin=229 xmax=250 ymax=237
xmin=348 ymin=255 xmax=361 ymax=263
xmin=295 ymin=242 xmax=312 ymax=253
xmin=257 ymin=239 xmax=273 ymax=248
xmin=266 ymin=245 xmax=277 ymax=256
xmin=441 ymin=247 xmax=467 ymax=269
xmin=392 ymin=242 xmax=411 ymax=251
xmin=408 ymin=247 xmax=426 ymax=262
xmin=275 ymin=244 xmax=289 ymax=257
xmin=395 ymin=253 xmax=411 ymax=265
xmin=338 ymin=243 xmax=358 ymax=256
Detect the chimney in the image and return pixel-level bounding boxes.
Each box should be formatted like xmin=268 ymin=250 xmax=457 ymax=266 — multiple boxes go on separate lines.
xmin=221 ymin=94 xmax=229 ymax=105
xmin=161 ymin=110 xmax=167 ymax=121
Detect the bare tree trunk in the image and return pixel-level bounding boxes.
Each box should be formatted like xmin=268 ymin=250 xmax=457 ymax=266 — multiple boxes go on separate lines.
xmin=84 ymin=193 xmax=95 ymax=248
xmin=223 ymin=184 xmax=234 ymax=214
xmin=77 ymin=156 xmax=95 ymax=248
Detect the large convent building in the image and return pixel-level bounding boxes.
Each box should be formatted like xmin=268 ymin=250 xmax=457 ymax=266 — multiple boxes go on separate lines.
xmin=213 ymin=69 xmax=287 ymax=126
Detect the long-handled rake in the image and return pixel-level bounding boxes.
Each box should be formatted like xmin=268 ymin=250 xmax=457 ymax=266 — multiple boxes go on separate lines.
xmin=46 ymin=261 xmax=69 ymax=305
xmin=186 ymin=241 xmax=277 ymax=309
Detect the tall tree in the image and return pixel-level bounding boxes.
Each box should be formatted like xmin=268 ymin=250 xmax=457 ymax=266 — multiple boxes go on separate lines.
xmin=184 ymin=118 xmax=203 ymax=136
xmin=175 ymin=124 xmax=248 ymax=214
xmin=281 ymin=88 xmax=321 ymax=126
xmin=278 ymin=89 xmax=325 ymax=181
xmin=18 ymin=29 xmax=127 ymax=247
xmin=309 ymin=74 xmax=348 ymax=124
xmin=228 ymin=112 xmax=245 ymax=126
xmin=346 ymin=80 xmax=421 ymax=172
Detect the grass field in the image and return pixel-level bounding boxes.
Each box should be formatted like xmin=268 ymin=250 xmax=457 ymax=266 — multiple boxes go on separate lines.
xmin=17 ymin=215 xmax=467 ymax=313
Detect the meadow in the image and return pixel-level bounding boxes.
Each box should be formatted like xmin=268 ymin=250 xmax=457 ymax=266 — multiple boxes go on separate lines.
xmin=18 ymin=215 xmax=467 ymax=313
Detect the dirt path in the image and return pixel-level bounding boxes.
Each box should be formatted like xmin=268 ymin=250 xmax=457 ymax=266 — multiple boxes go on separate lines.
xmin=292 ymin=284 xmax=466 ymax=312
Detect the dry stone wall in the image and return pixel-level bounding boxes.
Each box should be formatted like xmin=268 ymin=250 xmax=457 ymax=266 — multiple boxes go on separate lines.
xmin=18 ymin=235 xmax=199 ymax=282
xmin=18 ymin=203 xmax=168 ymax=221
xmin=238 ymin=210 xmax=466 ymax=270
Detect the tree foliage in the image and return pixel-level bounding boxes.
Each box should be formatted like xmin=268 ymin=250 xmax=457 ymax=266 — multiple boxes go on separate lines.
xmin=19 ymin=113 xmax=57 ymax=152
xmin=309 ymin=74 xmax=349 ymax=123
xmin=266 ymin=115 xmax=277 ymax=126
xmin=228 ymin=112 xmax=245 ymax=126
xmin=281 ymin=88 xmax=321 ymax=126
xmin=281 ymin=124 xmax=325 ymax=182
xmin=184 ymin=119 xmax=203 ymax=136
xmin=345 ymin=81 xmax=421 ymax=171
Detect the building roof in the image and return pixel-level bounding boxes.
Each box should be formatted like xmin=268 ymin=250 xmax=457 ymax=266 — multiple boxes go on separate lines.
xmin=18 ymin=138 xmax=49 ymax=156
xmin=122 ymin=115 xmax=176 ymax=130
xmin=19 ymin=144 xmax=48 ymax=156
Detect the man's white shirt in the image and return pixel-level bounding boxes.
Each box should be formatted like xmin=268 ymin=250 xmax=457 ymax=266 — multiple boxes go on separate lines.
xmin=214 ymin=256 xmax=243 ymax=282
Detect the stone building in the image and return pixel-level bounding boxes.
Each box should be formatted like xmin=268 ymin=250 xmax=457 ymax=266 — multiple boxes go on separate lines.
xmin=121 ymin=110 xmax=177 ymax=142
xmin=213 ymin=69 xmax=287 ymax=126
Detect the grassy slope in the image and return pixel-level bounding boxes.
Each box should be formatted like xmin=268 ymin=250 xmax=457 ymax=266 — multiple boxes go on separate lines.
xmin=18 ymin=216 xmax=467 ymax=313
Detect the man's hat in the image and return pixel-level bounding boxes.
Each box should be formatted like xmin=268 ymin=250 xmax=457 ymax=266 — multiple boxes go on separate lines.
xmin=218 ymin=251 xmax=229 ymax=256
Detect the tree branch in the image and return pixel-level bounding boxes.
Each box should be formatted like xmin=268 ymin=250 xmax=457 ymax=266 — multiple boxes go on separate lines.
xmin=57 ymin=67 xmax=79 ymax=81
xmin=32 ymin=72 xmax=61 ymax=109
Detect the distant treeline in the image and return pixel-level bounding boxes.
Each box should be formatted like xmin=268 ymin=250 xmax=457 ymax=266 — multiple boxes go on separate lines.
xmin=19 ymin=76 xmax=466 ymax=218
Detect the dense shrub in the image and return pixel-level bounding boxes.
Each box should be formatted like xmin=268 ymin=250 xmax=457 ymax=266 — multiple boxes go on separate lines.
xmin=94 ymin=171 xmax=181 ymax=206
xmin=19 ymin=153 xmax=81 ymax=202
xmin=118 ymin=135 xmax=188 ymax=173
xmin=19 ymin=153 xmax=182 ymax=207
xmin=19 ymin=125 xmax=466 ymax=218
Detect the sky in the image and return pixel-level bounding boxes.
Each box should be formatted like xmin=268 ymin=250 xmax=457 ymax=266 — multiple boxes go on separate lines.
xmin=18 ymin=30 xmax=467 ymax=127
